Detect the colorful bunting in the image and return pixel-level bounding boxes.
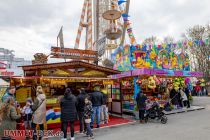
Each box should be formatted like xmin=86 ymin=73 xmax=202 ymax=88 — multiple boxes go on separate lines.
xmin=122 ymin=13 xmax=129 ymax=18
xmin=178 ymin=42 xmax=182 ymax=47
xmin=205 ymin=38 xmax=209 ymax=45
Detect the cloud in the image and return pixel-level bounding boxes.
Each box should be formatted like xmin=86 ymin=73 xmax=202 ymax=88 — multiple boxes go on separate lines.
xmin=0 ymin=0 xmax=210 ymax=60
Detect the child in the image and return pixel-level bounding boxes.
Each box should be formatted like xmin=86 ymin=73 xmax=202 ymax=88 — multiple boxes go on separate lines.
xmin=84 ymin=97 xmax=94 ymax=139
xmin=21 ymin=99 xmax=33 ymax=130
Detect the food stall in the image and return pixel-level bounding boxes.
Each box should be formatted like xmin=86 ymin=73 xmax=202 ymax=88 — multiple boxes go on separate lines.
xmin=11 ymin=60 xmax=119 ymax=129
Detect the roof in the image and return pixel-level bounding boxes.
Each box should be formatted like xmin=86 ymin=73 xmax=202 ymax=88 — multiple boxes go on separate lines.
xmin=20 ymin=60 xmax=120 ymax=75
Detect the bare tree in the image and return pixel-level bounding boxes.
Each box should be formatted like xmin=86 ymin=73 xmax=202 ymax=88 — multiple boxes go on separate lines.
xmin=143 ymin=36 xmax=158 ymax=44
xmin=183 ymin=25 xmax=210 ymax=82
xmin=163 ymin=36 xmax=174 ymax=44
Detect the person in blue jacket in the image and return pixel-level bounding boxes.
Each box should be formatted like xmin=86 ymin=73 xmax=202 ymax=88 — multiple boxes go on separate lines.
xmin=2 ymin=86 xmax=16 ymax=102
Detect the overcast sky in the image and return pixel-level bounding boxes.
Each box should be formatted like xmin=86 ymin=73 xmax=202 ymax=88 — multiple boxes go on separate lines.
xmin=0 ymin=0 xmax=209 ymax=60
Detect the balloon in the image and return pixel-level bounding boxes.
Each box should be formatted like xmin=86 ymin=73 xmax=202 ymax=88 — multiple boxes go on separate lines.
xmin=188 ymin=41 xmax=193 ymax=47
xmin=205 ymin=38 xmax=209 ymax=45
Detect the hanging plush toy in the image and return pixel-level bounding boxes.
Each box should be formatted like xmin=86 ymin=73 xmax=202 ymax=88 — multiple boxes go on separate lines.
xmin=153 ymin=75 xmax=161 ymax=85
xmin=185 ymin=77 xmax=193 ymax=91
xmin=148 ymin=76 xmax=156 ymax=91
xmin=136 ymin=79 xmax=142 ymax=85
xmin=173 ymin=78 xmax=184 ymax=91
xmin=200 ymin=79 xmax=205 ymax=87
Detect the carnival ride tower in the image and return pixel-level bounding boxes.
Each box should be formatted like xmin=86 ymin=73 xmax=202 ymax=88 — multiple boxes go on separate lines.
xmin=74 ymin=0 xmax=135 ymax=67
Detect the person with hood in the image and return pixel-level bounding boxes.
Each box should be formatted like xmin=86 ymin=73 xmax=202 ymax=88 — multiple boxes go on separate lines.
xmin=77 ymin=88 xmax=89 ymax=133
xmin=60 ymin=88 xmax=77 ymax=140
xmin=136 ymin=91 xmax=147 ymax=123
xmin=89 ymin=86 xmax=103 ymax=129
xmin=31 ymin=86 xmax=46 ymax=140
xmin=2 ymin=86 xmax=16 ymax=102
xmin=0 ymin=97 xmax=21 ymax=138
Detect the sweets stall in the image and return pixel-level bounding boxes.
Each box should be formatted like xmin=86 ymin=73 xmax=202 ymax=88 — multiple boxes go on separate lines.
xmin=110 ymin=44 xmax=204 ymax=114
xmin=11 ymin=60 xmax=120 ymax=129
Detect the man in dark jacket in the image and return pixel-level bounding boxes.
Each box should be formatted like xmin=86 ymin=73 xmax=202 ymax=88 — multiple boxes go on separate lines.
xmin=136 ymin=91 xmax=147 ymax=123
xmin=184 ymin=86 xmax=191 ymax=108
xmin=60 ymin=88 xmax=77 ymax=140
xmin=77 ymin=88 xmax=89 ymax=133
xmin=170 ymin=87 xmax=179 ymax=106
xmin=89 ymin=86 xmax=103 ymax=128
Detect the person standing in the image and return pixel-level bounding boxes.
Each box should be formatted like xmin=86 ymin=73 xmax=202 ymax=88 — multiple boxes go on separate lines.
xmin=0 ymin=97 xmax=21 ymax=138
xmin=136 ymin=91 xmax=147 ymax=123
xmin=101 ymin=88 xmax=108 ymax=124
xmin=177 ymin=88 xmax=183 ymax=108
xmin=195 ymin=85 xmax=202 ymax=96
xmin=77 ymin=88 xmax=89 ymax=133
xmin=179 ymin=88 xmax=188 ymax=108
xmin=89 ymin=86 xmax=103 ymax=129
xmin=84 ymin=97 xmax=94 ymax=139
xmin=184 ymin=86 xmax=191 ymax=108
xmin=60 ymin=88 xmax=77 ymax=140
xmin=21 ymin=99 xmax=33 ymax=139
xmin=170 ymin=86 xmax=179 ymax=108
xmin=31 ymin=86 xmax=46 ymax=140
xmin=2 ymin=86 xmax=16 ymax=102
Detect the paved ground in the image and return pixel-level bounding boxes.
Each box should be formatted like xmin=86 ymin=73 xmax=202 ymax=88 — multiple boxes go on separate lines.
xmin=50 ymin=97 xmax=210 ymax=140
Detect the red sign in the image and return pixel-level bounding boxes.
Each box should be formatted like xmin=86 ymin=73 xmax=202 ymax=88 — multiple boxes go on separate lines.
xmin=0 ymin=71 xmax=14 ymax=76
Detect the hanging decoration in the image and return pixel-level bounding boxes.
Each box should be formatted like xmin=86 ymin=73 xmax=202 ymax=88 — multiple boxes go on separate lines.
xmin=118 ymin=0 xmax=127 ymax=5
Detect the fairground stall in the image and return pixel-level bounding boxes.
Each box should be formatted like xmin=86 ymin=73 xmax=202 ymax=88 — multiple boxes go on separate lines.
xmin=11 ymin=60 xmax=120 ymax=129
xmin=109 ymin=44 xmax=204 ymax=115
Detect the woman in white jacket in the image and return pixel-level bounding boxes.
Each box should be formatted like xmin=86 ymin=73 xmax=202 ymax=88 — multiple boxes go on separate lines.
xmin=31 ymin=86 xmax=46 ymax=140
xmin=179 ymin=88 xmax=188 ymax=108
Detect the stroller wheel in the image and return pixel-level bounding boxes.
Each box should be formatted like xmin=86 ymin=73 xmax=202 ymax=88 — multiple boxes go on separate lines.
xmin=144 ymin=117 xmax=148 ymax=123
xmin=161 ymin=116 xmax=167 ymax=124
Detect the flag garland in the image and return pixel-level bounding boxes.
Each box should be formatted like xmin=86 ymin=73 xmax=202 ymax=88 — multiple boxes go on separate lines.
xmin=135 ymin=39 xmax=210 ymax=52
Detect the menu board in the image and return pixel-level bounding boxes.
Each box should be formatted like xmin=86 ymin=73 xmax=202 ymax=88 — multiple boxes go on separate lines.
xmin=16 ymin=87 xmax=31 ymax=103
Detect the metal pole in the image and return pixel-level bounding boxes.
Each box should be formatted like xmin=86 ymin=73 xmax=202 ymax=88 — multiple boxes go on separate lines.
xmin=120 ymin=0 xmax=130 ymax=46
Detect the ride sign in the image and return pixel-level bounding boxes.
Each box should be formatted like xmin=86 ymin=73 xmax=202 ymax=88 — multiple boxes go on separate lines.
xmin=51 ymin=47 xmax=98 ymax=61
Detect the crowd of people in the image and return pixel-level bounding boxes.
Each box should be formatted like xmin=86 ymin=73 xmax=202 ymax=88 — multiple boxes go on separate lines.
xmin=192 ymin=86 xmax=208 ymax=96
xmin=0 ymin=84 xmax=208 ymax=139
xmin=135 ymin=84 xmax=194 ymax=123
xmin=0 ymin=85 xmax=108 ymax=140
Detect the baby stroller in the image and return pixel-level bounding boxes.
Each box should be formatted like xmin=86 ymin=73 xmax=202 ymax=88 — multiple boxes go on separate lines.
xmin=144 ymin=101 xmax=168 ymax=124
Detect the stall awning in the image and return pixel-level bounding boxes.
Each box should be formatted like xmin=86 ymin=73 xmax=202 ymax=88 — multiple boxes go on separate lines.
xmin=0 ymin=78 xmax=9 ymax=86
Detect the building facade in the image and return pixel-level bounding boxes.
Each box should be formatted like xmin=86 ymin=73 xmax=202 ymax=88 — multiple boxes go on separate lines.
xmin=0 ymin=48 xmax=31 ymax=69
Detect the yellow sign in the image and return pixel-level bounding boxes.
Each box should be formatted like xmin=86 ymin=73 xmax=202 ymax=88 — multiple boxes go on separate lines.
xmin=81 ymin=70 xmax=106 ymax=77
xmin=16 ymin=87 xmax=31 ymax=103
xmin=103 ymin=80 xmax=113 ymax=85
xmin=51 ymin=80 xmax=66 ymax=85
